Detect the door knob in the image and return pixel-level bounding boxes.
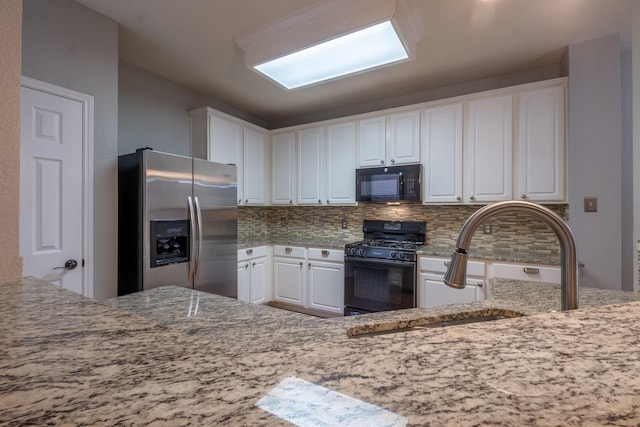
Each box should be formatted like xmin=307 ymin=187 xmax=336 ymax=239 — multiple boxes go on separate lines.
xmin=53 ymin=259 xmax=78 ymax=270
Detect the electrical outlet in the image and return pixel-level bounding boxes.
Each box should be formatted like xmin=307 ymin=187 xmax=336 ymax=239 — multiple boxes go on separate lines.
xmin=281 ymin=217 xmax=287 ymax=227
xmin=483 ymin=222 xmax=492 ymax=235
xmin=341 ymin=219 xmax=348 ymax=229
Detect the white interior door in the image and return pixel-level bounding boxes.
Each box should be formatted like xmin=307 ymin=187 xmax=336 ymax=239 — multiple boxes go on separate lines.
xmin=20 ymin=84 xmax=85 ymax=295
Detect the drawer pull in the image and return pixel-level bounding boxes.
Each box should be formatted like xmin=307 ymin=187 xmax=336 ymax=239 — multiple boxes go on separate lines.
xmin=477 ymin=282 xmax=484 ymax=288
xmin=321 ymin=250 xmax=330 ymax=257
xmin=285 ymin=247 xmax=293 ymax=253
xmin=523 ymin=267 xmax=540 ymax=275
xmin=444 ymin=261 xmax=450 ymax=267
xmin=246 ymin=249 xmax=253 ymax=255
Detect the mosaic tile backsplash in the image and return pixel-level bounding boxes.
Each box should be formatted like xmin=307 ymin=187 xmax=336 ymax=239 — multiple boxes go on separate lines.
xmin=238 ymin=203 xmax=568 ymax=260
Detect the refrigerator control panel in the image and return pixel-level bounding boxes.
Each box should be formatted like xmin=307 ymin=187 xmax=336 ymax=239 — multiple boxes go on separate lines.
xmin=150 ymin=219 xmax=190 ymax=267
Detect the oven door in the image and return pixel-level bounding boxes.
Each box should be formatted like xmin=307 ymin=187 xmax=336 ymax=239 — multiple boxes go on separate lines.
xmin=344 ymin=257 xmax=416 ymax=314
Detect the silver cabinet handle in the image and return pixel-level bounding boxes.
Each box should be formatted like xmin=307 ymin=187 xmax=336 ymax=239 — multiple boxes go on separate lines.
xmin=478 ymin=282 xmax=484 ymax=288
xmin=321 ymin=250 xmax=330 ymax=257
xmin=444 ymin=261 xmax=450 ymax=267
xmin=380 ymin=160 xmax=384 ymax=164
xmin=244 ymin=264 xmax=248 ymax=269
xmin=289 ymin=200 xmax=293 ymax=204
xmin=299 ymin=261 xmax=303 ymax=266
xmin=238 ymin=198 xmax=242 ymax=203
xmin=245 ymin=199 xmax=249 ymax=203
xmin=390 ymin=158 xmax=395 ymax=164
xmin=318 ymin=199 xmax=321 ymax=204
xmin=520 ymin=194 xmax=527 ymax=199
xmin=456 ymin=196 xmax=461 ymax=201
xmin=523 ymin=267 xmax=540 ymax=275
xmin=285 ymin=247 xmax=293 ymax=253
xmin=246 ymin=249 xmax=253 ymax=255
xmin=469 ymin=195 xmax=476 ymax=201
xmin=252 ymin=262 xmax=256 ymax=267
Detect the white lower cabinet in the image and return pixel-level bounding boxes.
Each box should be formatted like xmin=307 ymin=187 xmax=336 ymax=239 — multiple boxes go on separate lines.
xmin=307 ymin=248 xmax=344 ymax=314
xmin=237 ymin=246 xmax=270 ymax=304
xmin=418 ymin=256 xmax=486 ymax=308
xmin=272 ymin=245 xmax=306 ymax=306
xmin=488 ymin=262 xmax=561 ymax=284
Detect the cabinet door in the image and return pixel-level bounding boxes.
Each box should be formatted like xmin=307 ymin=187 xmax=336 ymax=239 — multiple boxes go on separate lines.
xmin=326 ymin=122 xmax=356 ymax=204
xmin=422 ymin=104 xmax=463 ymax=203
xmin=387 ymin=111 xmax=420 ymax=165
xmin=209 ymin=115 xmax=242 ymax=165
xmin=517 ymin=85 xmax=565 ymax=202
xmin=297 ymin=127 xmax=324 ymax=205
xmin=357 ymin=116 xmax=386 ymax=167
xmin=272 ymin=132 xmax=295 ymax=205
xmin=273 ymin=257 xmax=305 ymax=305
xmin=250 ymin=257 xmax=268 ymax=304
xmin=308 ymin=260 xmax=344 ymax=313
xmin=465 ymin=95 xmax=513 ymax=203
xmin=243 ymin=128 xmax=267 ymax=205
xmin=237 ymin=261 xmax=250 ymax=302
xmin=209 ymin=115 xmax=243 ymax=204
xmin=418 ymin=273 xmax=481 ymax=308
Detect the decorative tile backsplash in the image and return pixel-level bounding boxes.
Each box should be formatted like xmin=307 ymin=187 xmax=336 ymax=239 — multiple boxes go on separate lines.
xmin=239 ymin=203 xmax=568 ymax=259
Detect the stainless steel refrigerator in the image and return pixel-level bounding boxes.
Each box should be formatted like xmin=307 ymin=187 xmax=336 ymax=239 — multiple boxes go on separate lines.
xmin=118 ymin=148 xmax=237 ymax=297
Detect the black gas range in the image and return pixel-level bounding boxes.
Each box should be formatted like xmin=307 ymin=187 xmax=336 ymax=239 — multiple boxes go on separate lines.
xmin=344 ymin=220 xmax=426 ymax=315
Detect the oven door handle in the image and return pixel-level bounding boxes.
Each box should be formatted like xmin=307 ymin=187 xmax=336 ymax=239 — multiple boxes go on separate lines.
xmin=345 ymin=257 xmax=415 ymax=267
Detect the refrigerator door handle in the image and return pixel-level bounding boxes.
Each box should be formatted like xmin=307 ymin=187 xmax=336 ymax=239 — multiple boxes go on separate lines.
xmin=187 ymin=196 xmax=197 ymax=282
xmin=194 ymin=196 xmax=204 ymax=281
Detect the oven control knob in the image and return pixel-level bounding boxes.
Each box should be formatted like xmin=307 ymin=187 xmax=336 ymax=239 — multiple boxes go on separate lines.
xmin=390 ymin=251 xmax=397 ymax=259
xmin=357 ymin=248 xmax=365 ymax=256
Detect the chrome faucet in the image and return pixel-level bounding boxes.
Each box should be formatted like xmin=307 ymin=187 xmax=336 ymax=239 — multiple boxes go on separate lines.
xmin=443 ymin=200 xmax=579 ymax=310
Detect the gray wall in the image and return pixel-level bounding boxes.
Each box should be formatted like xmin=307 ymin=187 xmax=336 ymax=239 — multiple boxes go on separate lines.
xmin=119 ymin=61 xmax=267 ymax=158
xmin=22 ymin=0 xmax=119 ymax=300
xmin=568 ymin=34 xmax=627 ymax=291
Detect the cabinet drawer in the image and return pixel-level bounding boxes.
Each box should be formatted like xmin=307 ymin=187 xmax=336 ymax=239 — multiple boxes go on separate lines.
xmin=273 ymin=245 xmax=306 ymax=258
xmin=238 ymin=246 xmax=268 ymax=261
xmin=308 ymin=248 xmax=343 ymax=262
xmin=489 ymin=263 xmax=560 ymax=284
xmin=419 ymin=257 xmax=485 ymax=277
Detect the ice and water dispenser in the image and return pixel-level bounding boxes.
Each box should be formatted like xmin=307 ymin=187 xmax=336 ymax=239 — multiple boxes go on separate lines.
xmin=150 ymin=220 xmax=190 ymax=267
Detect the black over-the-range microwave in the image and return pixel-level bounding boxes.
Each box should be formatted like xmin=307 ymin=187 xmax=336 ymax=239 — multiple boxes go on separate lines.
xmin=355 ymin=164 xmax=421 ymax=203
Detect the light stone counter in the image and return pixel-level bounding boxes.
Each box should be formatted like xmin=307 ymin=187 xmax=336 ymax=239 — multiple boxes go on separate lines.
xmin=2 ymin=277 xmax=640 ymax=426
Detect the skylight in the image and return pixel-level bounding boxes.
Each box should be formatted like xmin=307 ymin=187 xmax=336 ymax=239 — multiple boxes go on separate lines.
xmin=254 ymin=21 xmax=408 ymax=90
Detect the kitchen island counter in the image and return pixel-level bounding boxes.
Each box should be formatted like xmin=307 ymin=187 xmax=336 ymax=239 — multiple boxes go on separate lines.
xmin=2 ymin=277 xmax=640 ymax=426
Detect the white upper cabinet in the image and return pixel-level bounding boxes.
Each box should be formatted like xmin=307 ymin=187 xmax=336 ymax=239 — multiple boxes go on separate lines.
xmin=209 ymin=114 xmax=242 ymax=166
xmin=190 ymin=107 xmax=270 ymax=205
xmin=516 ymin=84 xmax=566 ymax=202
xmin=272 ymin=131 xmax=296 ymax=205
xmin=387 ymin=111 xmax=421 ymax=165
xmin=357 ymin=110 xmax=420 ymax=167
xmin=243 ymin=128 xmax=269 ymax=205
xmin=297 ymin=127 xmax=324 ymax=205
xmin=421 ymin=103 xmax=463 ymax=203
xmin=357 ymin=116 xmax=386 ymax=167
xmin=464 ymin=95 xmax=513 ymax=203
xmin=326 ymin=121 xmax=356 ymax=204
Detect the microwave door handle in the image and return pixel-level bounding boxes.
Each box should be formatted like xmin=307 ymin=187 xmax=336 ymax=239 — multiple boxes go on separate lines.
xmin=399 ymin=172 xmax=405 ymax=197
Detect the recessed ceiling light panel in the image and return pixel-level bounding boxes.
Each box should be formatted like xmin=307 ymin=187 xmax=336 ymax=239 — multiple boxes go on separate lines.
xmin=235 ymin=0 xmax=423 ymax=90
xmin=254 ymin=21 xmax=408 ymax=89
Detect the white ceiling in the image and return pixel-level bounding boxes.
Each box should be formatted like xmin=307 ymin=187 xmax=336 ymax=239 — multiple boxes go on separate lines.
xmin=76 ymin=0 xmax=632 ymax=127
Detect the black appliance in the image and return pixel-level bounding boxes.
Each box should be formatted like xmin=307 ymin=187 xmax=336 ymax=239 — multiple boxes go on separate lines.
xmin=355 ymin=164 xmax=421 ymax=203
xmin=344 ymin=220 xmax=426 ymax=315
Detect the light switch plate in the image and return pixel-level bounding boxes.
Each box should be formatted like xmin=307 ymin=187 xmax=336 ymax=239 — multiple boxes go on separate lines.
xmin=584 ymin=197 xmax=598 ymax=212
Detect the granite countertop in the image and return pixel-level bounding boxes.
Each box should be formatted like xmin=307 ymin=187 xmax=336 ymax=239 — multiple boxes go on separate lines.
xmin=2 ymin=277 xmax=640 ymax=425
xmin=239 ymin=241 xmax=561 ymax=265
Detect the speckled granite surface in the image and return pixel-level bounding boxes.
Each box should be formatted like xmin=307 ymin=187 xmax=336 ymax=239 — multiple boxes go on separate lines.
xmin=2 ymin=277 xmax=640 ymax=425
